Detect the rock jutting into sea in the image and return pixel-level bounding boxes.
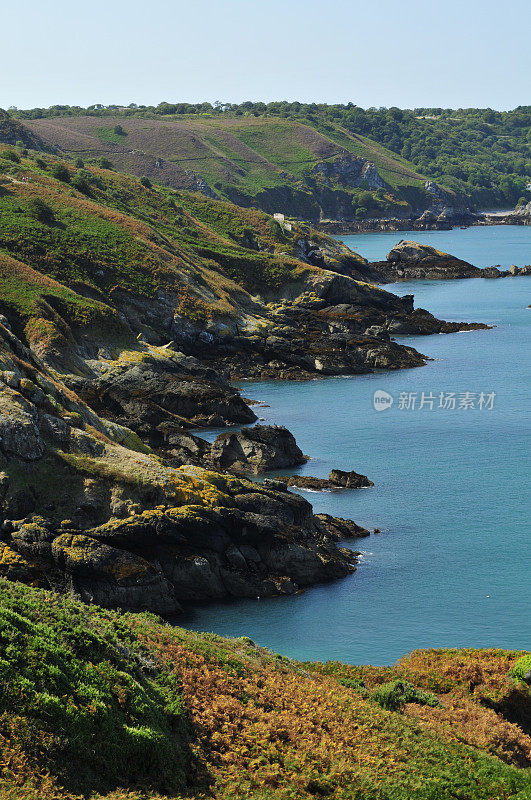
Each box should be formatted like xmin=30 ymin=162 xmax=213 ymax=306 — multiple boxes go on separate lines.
xmin=287 ymin=470 xmax=374 ymax=491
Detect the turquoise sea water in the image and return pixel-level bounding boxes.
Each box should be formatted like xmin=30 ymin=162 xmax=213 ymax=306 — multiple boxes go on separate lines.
xmin=338 ymin=224 xmax=530 ymax=267
xmin=185 ymin=227 xmax=531 ymax=666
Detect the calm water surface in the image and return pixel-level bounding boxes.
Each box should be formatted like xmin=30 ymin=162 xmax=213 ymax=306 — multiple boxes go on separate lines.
xmin=185 ymin=227 xmax=531 ymax=665
xmin=338 ymin=224 xmax=530 ymax=266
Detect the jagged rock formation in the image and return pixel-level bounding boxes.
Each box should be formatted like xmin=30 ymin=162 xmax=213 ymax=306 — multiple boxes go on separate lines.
xmin=312 ymin=154 xmax=386 ymax=191
xmin=423 ymin=180 xmax=473 ymax=224
xmin=364 ymin=240 xmax=482 ymax=282
xmin=210 ymin=425 xmax=307 ymax=474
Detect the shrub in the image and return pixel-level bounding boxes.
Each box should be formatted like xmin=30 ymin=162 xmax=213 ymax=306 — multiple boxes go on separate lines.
xmin=510 ymin=655 xmax=531 ymax=683
xmin=268 ymin=218 xmax=284 ymax=241
xmin=1 ymin=149 xmax=20 ymax=163
xmin=52 ymin=164 xmax=70 ymax=182
xmin=140 ymin=176 xmax=152 ymax=189
xmin=113 ymin=124 xmax=126 ymax=136
xmin=71 ymin=171 xmax=92 ymax=196
xmin=26 ymin=198 xmax=55 ymax=224
xmin=98 ymin=157 xmax=114 ymax=170
xmin=370 ymin=680 xmax=441 ymax=712
xmin=74 ymin=157 xmax=85 ymax=168
xmin=337 ymin=677 xmax=369 ymax=697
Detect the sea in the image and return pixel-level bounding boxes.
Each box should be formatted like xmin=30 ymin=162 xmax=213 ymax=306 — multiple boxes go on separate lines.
xmin=184 ymin=225 xmax=531 ymax=666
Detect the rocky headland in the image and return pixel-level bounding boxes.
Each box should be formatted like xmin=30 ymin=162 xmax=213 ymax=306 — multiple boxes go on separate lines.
xmin=0 ymin=146 xmax=497 ymax=614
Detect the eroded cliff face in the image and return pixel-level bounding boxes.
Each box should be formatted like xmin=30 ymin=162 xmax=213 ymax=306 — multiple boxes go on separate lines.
xmin=0 ymin=318 xmax=369 ymax=613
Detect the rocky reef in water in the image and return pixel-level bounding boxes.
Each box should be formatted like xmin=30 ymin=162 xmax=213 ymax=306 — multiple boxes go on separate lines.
xmin=364 ymin=240 xmax=482 ymax=282
xmin=354 ymin=240 xmax=530 ymax=284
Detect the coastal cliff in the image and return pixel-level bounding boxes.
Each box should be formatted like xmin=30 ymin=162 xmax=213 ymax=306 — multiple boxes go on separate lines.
xmin=0 ymin=145 xmax=490 ymax=611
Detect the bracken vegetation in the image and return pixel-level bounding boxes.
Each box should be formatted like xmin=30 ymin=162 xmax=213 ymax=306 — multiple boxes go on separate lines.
xmin=0 ymin=580 xmax=529 ymax=800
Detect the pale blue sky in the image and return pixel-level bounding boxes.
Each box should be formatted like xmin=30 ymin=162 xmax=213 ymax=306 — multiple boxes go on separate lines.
xmin=3 ymin=0 xmax=529 ymax=111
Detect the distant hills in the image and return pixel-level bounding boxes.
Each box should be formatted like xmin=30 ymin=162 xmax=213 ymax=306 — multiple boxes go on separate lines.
xmin=19 ymin=114 xmax=428 ymax=222
xmin=4 ymin=102 xmax=528 ymax=222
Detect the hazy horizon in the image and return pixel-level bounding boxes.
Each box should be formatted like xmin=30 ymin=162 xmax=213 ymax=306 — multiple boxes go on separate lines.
xmin=2 ymin=0 xmax=529 ymax=112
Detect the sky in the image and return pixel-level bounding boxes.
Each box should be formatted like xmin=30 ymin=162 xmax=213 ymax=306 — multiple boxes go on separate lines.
xmin=2 ymin=0 xmax=529 ymax=111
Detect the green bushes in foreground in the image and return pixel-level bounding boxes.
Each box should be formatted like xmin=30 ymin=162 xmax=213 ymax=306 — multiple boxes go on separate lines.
xmin=0 ymin=582 xmax=190 ymax=794
xmin=511 ymin=655 xmax=531 ymax=683
xmin=369 ymin=679 xmax=442 ymax=711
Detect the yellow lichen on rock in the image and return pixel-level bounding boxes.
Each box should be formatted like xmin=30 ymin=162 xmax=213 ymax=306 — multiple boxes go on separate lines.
xmin=0 ymin=542 xmax=29 ymax=567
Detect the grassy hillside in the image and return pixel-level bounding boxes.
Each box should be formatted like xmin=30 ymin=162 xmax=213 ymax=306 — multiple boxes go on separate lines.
xmin=20 ymin=114 xmax=430 ymax=220
xmin=13 ymin=102 xmax=529 ymax=212
xmin=0 ymin=142 xmax=353 ymax=360
xmin=0 ymin=579 xmax=530 ymax=800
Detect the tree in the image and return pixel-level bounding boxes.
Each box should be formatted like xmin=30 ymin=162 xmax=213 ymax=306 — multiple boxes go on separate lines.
xmin=26 ymin=198 xmax=55 ymax=224
xmin=71 ymin=171 xmax=92 ymax=196
xmin=52 ymin=164 xmax=70 ymax=182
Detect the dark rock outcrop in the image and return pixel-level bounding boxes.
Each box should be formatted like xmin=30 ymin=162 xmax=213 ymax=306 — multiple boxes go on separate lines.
xmin=287 ymin=476 xmax=334 ymax=491
xmin=368 ymin=240 xmax=481 ymax=283
xmin=480 ymin=264 xmax=531 ymax=279
xmin=313 ymin=514 xmax=371 ymax=540
xmin=328 ymin=469 xmax=374 ymax=488
xmin=67 ymin=350 xmax=257 ymax=448
xmin=211 ymin=425 xmax=307 ymax=474
xmin=287 ymin=470 xmax=374 ymax=491
xmin=1 ymin=477 xmax=364 ymax=614
xmin=0 ymin=321 xmax=367 ymax=614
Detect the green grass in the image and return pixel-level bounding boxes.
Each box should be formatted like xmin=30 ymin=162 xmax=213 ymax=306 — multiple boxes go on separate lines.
xmin=94 ymin=126 xmax=128 ymax=144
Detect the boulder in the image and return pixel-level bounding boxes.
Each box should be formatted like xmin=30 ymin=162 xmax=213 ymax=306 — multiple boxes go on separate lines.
xmin=329 ymin=469 xmax=374 ymax=488
xmin=210 ymin=425 xmax=307 ymax=474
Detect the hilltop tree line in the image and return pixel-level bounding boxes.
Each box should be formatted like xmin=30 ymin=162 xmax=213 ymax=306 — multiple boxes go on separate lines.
xmin=6 ymin=102 xmax=530 ymax=207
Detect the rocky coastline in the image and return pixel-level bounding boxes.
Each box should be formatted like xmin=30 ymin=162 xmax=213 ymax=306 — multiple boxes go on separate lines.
xmin=317 ymin=199 xmax=531 ymax=235
xmin=0 ymin=152 xmax=511 ymax=617
xmin=0 ymin=237 xmax=498 ymax=614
